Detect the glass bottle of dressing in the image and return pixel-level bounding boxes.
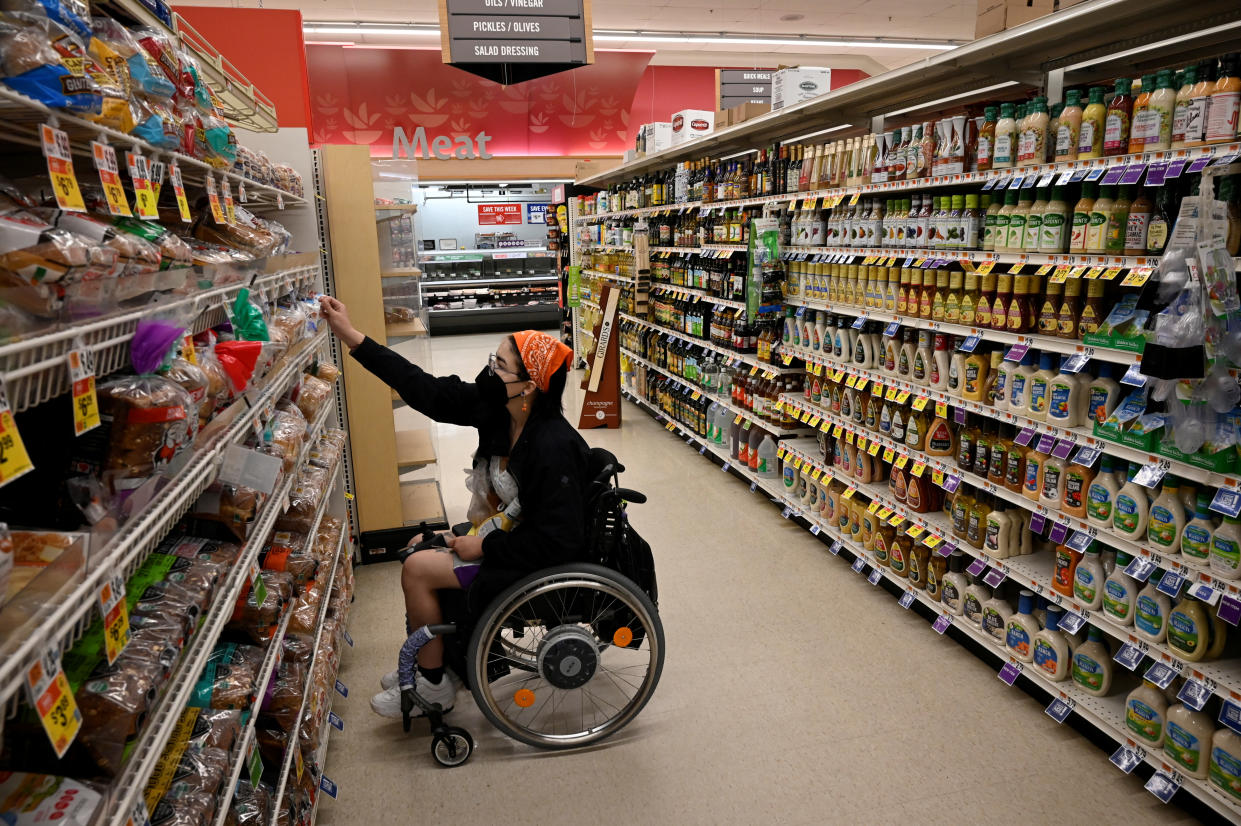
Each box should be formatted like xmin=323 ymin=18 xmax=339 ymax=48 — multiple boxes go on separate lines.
xmin=978 ymin=106 xmax=997 ymax=171
xmin=1022 ymin=100 xmax=1049 ymax=167
xmin=1104 ymin=78 xmax=1134 ymax=157
xmin=1184 ymin=60 xmax=1217 ymax=148
xmin=976 ymin=272 xmax=996 ymax=328
xmin=1128 ymin=74 xmax=1157 ymax=155
xmin=1143 ymin=70 xmax=1177 ymax=152
xmin=1086 ymin=185 xmax=1116 ymax=254
xmin=1056 ymin=89 xmax=1083 ymax=161
xmin=993 ymin=102 xmax=1017 ymax=169
xmin=1007 ymin=191 xmax=1032 ymax=254
xmin=983 ymin=192 xmax=1003 ymax=251
xmin=1070 ymin=181 xmax=1097 ymax=252
xmin=1125 ymin=189 xmax=1154 ymax=255
xmin=1147 ymin=187 xmax=1173 ymax=255
xmin=991 ymin=273 xmax=1013 ymax=331
xmin=1023 ymin=188 xmax=1047 ymax=253
xmin=1078 ymin=86 xmax=1107 ymax=160
xmin=1040 ymin=186 xmax=1070 ymax=253
xmin=994 ymin=189 xmax=1016 ymax=252
xmin=1172 ymin=65 xmax=1197 ymax=149
xmin=1105 ymin=185 xmax=1133 ymax=254
xmin=1205 ymin=54 xmax=1241 ymax=145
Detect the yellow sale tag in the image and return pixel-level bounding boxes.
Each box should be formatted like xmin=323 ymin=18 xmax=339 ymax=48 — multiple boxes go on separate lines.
xmin=66 ymin=344 xmax=100 ymax=435
xmin=0 ymin=382 xmax=34 ymax=488
xmin=800 ymin=410 xmax=812 ymax=424
xmin=832 ymin=424 xmax=843 ymax=437
xmin=1007 ymin=263 xmax=1024 ymax=275
xmin=849 ymin=192 xmax=861 ymax=205
xmin=665 ymin=421 xmax=676 ymax=431
xmin=1069 ymin=265 xmax=1088 ymax=277
xmin=842 ymin=486 xmax=857 ymax=499
xmin=1100 ymin=266 xmax=1122 ymax=281
xmin=935 ymin=401 xmax=948 ymax=418
xmin=976 ymin=261 xmax=996 ymax=275
xmin=878 ymin=507 xmax=893 ymax=519
xmin=888 ymin=513 xmax=904 ymax=526
xmin=206 ymin=175 xmax=226 ymax=224
xmin=866 ymin=440 xmax=880 ymax=456
xmin=809 ymin=416 xmax=822 ymax=428
xmin=97 ymin=576 xmax=130 ymax=665
xmin=924 ymin=534 xmax=944 ymax=548
xmin=170 ymin=162 xmax=192 ymax=223
xmin=734 ymin=414 xmax=743 ymax=425
xmin=1049 ymin=266 xmax=1071 ymax=284
xmin=40 ymin=124 xmax=85 ymax=212
xmin=912 ymin=395 xmax=929 ymax=412
xmin=856 ymin=436 xmax=868 ymax=450
xmin=126 ymin=152 xmax=158 ymax=220
xmin=867 ymin=501 xmax=880 ymax=514
xmin=803 ymin=197 xmax=818 ymax=210
xmin=92 ymin=142 xmax=132 ymax=217
xmin=295 ymin=742 xmax=305 ymax=780
xmin=149 ymin=160 xmax=165 ymax=203
xmin=883 ymin=447 xmax=895 ymax=462
xmin=932 ymin=469 xmax=945 ymax=485
xmin=691 ymin=390 xmax=701 ymax=400
xmin=1083 ymin=266 xmax=1104 ymax=280
xmin=793 ymin=457 xmax=803 ymax=470
xmin=845 ymin=374 xmax=857 ymax=388
xmin=911 ymin=461 xmax=926 ymax=477
xmin=820 ymin=420 xmax=832 ymax=433
xmin=885 ymin=386 xmax=898 ymax=401
xmin=813 ymin=363 xmax=824 ymax=376
xmin=896 ymin=390 xmax=911 ymax=404
xmin=845 ymin=431 xmax=854 ymax=445
xmin=181 ymin=335 xmax=196 ymax=365
xmin=894 ymin=454 xmax=909 ymax=470
xmin=26 ymin=653 xmax=81 ymax=759
xmin=1034 ymin=264 xmax=1053 ymax=276
xmin=811 ymin=468 xmax=823 ymax=481
xmin=777 ymin=448 xmax=786 ymax=460
xmin=862 ymin=256 xmax=877 ymax=265
xmin=906 ymin=524 xmax=925 ymax=538
xmin=1121 ymin=268 xmax=1152 ymax=287
xmin=855 ymin=378 xmax=869 ymax=392
xmin=222 ymin=179 xmax=236 ymax=224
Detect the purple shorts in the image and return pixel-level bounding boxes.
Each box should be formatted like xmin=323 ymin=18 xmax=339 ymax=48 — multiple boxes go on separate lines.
xmin=454 ymin=561 xmax=482 ymax=590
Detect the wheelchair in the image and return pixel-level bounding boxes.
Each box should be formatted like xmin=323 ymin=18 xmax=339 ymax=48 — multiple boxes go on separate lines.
xmin=394 ymin=448 xmax=664 ymax=767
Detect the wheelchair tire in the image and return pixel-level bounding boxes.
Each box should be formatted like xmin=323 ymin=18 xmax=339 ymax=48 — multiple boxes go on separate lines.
xmin=431 ymin=727 xmax=474 ymax=767
xmin=466 ymin=563 xmax=664 ymax=750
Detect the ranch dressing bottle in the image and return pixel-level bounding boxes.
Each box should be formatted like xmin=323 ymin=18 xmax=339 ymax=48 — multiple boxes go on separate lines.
xmin=1073 ymin=544 xmax=1106 ymax=609
xmin=1112 ymin=463 xmax=1150 ymax=540
xmin=1210 ymin=728 xmax=1241 ymax=802
xmin=1165 ymin=704 xmax=1214 ymax=779
xmin=1005 ymin=589 xmax=1039 ymax=663
xmin=1135 ymin=570 xmax=1172 ymax=644
xmin=1072 ymin=626 xmax=1113 ymax=696
xmin=1126 ymin=679 xmax=1168 ymax=748
xmin=1147 ymin=477 xmax=1187 ymax=553
xmin=1181 ymin=493 xmax=1215 ymax=562
xmin=1032 ymin=605 xmax=1072 ymax=681
xmin=1102 ymin=551 xmax=1138 ymax=626
xmin=1211 ymin=515 xmax=1241 ymax=580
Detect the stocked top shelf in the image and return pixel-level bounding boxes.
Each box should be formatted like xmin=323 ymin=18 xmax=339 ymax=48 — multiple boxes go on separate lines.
xmin=583 ymin=269 xmax=636 ymax=284
xmin=422 ymin=275 xmax=559 ymax=287
xmin=577 ymin=0 xmax=1241 ymax=186
xmin=420 ymin=247 xmax=549 ymax=256
xmin=619 ymin=313 xmax=800 ymax=376
xmin=650 ymin=283 xmax=748 ymax=310
xmin=374 ymin=203 xmax=419 ymax=213
xmin=578 ymin=141 xmax=1241 ymax=221
xmin=0 ymin=87 xmax=304 ymax=206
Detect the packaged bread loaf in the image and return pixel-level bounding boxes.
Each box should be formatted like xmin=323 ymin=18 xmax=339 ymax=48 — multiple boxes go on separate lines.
xmin=293 ymin=374 xmax=331 ymax=422
xmin=260 ymin=531 xmax=317 ymax=593
xmin=226 ymin=780 xmax=271 ymax=826
xmin=309 ymin=361 xmax=339 ymax=383
xmin=97 ymin=374 xmax=196 ymax=494
xmin=167 ymin=357 xmax=213 ymax=429
xmin=226 ymin=570 xmax=292 ymax=643
xmin=187 ymin=642 xmax=264 ymax=710
xmin=275 ymin=466 xmax=329 ymax=533
xmin=154 ymin=535 xmax=242 ymax=567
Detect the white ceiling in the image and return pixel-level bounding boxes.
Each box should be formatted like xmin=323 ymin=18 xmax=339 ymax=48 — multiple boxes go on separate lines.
xmin=176 ymin=0 xmax=977 ymax=71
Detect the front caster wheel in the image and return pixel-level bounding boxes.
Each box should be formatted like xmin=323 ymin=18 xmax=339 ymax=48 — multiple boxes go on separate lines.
xmin=431 ymin=727 xmax=474 ymax=767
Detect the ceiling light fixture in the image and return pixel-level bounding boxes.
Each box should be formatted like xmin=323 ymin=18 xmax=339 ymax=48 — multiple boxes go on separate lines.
xmin=301 ymin=22 xmax=962 ymax=51
xmin=781 ymin=123 xmax=854 ymax=143
xmin=882 ymin=81 xmax=1021 ymax=117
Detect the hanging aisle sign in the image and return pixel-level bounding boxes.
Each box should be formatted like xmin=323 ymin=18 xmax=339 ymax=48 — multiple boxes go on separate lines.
xmin=478 ymin=203 xmax=523 ymax=225
xmin=438 ymin=0 xmax=594 ymax=85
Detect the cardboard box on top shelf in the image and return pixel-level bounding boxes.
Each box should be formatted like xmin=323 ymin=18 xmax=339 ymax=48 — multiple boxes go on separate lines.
xmin=576 ymin=159 xmax=619 ymax=180
xmin=771 ymin=67 xmax=831 ymax=111
xmin=637 ymin=122 xmax=672 ymax=156
xmin=725 ymin=101 xmax=771 ymax=125
xmin=976 ymin=0 xmax=1054 ymax=38
xmin=670 ymin=109 xmax=715 ymax=145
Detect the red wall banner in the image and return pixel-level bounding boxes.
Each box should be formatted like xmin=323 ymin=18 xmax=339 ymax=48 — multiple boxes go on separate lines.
xmin=477 ymin=203 xmax=523 ymax=224
xmin=305 ymin=46 xmax=654 ymax=156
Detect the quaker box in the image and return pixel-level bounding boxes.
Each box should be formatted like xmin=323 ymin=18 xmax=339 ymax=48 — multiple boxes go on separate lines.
xmin=670 ymin=109 xmax=715 ymax=145
xmin=771 ymin=67 xmax=831 ymax=111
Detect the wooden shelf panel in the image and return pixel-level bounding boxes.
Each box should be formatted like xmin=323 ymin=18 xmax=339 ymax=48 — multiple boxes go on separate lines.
xmin=395 ymin=428 xmax=436 ymax=469
xmin=401 ymin=479 xmax=446 ymax=526
xmin=386 ymin=318 xmax=428 ymax=338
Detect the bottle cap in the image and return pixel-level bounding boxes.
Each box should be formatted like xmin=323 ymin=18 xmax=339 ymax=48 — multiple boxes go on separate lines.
xmin=1045 ymin=605 xmax=1063 ymax=631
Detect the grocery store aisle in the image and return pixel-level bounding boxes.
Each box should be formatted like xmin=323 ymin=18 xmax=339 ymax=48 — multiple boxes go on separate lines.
xmin=319 ymin=332 xmax=1192 ymax=826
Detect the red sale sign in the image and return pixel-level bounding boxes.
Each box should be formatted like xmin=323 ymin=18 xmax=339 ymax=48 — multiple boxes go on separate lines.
xmin=478 ymin=203 xmax=523 ymax=225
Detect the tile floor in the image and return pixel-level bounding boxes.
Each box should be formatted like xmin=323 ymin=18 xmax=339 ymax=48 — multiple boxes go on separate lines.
xmin=317 ymin=332 xmax=1201 ymax=826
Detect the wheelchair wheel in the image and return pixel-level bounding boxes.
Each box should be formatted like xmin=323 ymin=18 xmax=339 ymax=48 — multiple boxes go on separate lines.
xmin=431 ymin=727 xmax=474 ymax=767
xmin=466 ymin=563 xmax=664 ymax=750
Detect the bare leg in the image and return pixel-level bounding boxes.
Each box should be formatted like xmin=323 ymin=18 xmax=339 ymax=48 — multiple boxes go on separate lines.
xmin=401 ymin=549 xmax=461 ymax=670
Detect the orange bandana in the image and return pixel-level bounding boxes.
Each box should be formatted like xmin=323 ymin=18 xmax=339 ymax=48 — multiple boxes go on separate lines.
xmin=512 ymin=330 xmax=572 ymax=392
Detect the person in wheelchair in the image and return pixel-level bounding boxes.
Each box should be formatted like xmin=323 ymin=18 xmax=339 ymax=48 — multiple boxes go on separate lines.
xmin=319 ymin=297 xmax=591 ymax=719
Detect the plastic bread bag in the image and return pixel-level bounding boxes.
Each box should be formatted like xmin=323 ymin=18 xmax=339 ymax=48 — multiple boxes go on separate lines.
xmin=113 ymin=217 xmax=193 ymax=270
xmin=1 ymin=0 xmax=92 ymax=41
xmin=144 ymin=722 xmax=231 ymax=811
xmin=68 ymin=650 xmax=165 ymax=775
xmin=228 ymin=286 xmax=270 ymax=341
xmin=260 ymin=530 xmax=317 ymax=592
xmin=226 ymin=570 xmax=293 ymax=643
xmin=268 ymin=303 xmax=308 ymax=347
xmin=191 ymin=481 xmax=259 ymax=530
xmin=167 ymin=355 xmax=212 ymax=428
xmin=187 ymin=642 xmax=264 ymax=709
xmin=0 ymin=202 xmax=94 ymax=318
xmin=212 ymin=339 xmax=263 ymax=400
xmin=275 ymin=466 xmax=329 ymax=533
xmin=227 ymin=780 xmax=272 ymax=826
xmin=293 ymin=374 xmax=332 ymax=423
xmin=257 ymin=659 xmax=305 ymax=729
xmin=89 ymin=15 xmax=173 ymax=100
xmin=267 ymin=407 xmax=306 ymax=472
xmin=309 ymin=359 xmax=340 ymax=383
xmin=131 ymin=96 xmax=182 ymax=149
xmin=155 ymin=534 xmax=243 ymax=567
xmin=200 ymin=110 xmax=238 ymax=170
xmin=79 ymin=30 xmax=136 ymax=133
xmin=286 ymin=582 xmax=322 ymax=637
xmin=0 ymin=10 xmax=102 ymax=113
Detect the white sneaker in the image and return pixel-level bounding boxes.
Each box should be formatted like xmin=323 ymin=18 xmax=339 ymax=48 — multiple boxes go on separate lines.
xmin=381 ymin=668 xmax=460 ymax=692
xmin=369 ymin=676 xmax=455 ymax=719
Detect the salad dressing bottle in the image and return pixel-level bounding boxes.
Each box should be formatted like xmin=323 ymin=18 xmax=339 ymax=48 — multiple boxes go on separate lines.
xmin=1135 ymin=571 xmax=1172 ymax=644
xmin=1103 ymin=551 xmax=1138 ymax=626
xmin=1056 ymin=90 xmax=1083 ymax=161
xmin=1032 ymin=605 xmax=1071 ymax=681
xmin=940 ymin=551 xmax=969 ymax=615
xmin=1072 ymin=626 xmax=1113 ymax=696
xmin=1181 ymin=493 xmax=1215 ymax=562
xmin=1165 ymin=704 xmax=1213 ymax=779
xmin=1210 ymin=515 xmax=1241 ymax=580
xmin=1078 ymin=86 xmax=1107 ymax=160
xmin=993 ymin=102 xmax=1017 ymax=169
xmin=1113 ymin=463 xmax=1150 ymax=539
xmin=1126 ymin=679 xmax=1168 ymax=748
xmin=1070 ymin=181 xmax=1097 ymax=252
xmin=1148 ymin=477 xmax=1187 ymax=553
xmin=1006 ymin=590 xmax=1039 ymax=662
xmin=1073 ymin=544 xmax=1106 ymax=609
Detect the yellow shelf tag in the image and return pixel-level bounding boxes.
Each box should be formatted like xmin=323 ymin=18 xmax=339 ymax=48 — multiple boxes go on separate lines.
xmin=92 ymin=142 xmax=132 ymax=217
xmin=910 ymin=460 xmax=926 ymax=477
xmin=67 ymin=344 xmax=100 ymax=435
xmin=97 ymin=576 xmax=130 ymax=665
xmin=40 ymin=124 xmax=85 ymax=212
xmin=911 ymin=395 xmax=929 ymax=412
xmin=883 ymin=447 xmax=895 ymax=462
xmin=894 ymin=454 xmax=909 ymax=469
xmin=0 ymin=380 xmax=34 ymax=488
xmin=26 ymin=651 xmax=81 ymax=759
xmin=934 ymin=400 xmax=948 ymax=419
xmin=126 ymin=152 xmax=158 ymax=220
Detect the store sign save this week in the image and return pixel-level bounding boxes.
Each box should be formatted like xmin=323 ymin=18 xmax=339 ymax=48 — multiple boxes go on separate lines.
xmin=478 ymin=203 xmax=523 ymax=225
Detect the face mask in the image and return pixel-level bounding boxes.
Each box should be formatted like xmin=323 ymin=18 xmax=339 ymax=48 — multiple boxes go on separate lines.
xmin=475 ymin=366 xmax=524 ymax=409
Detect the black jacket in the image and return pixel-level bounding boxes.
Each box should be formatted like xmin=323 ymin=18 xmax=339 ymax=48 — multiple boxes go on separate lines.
xmin=350 ymin=337 xmax=591 ymax=607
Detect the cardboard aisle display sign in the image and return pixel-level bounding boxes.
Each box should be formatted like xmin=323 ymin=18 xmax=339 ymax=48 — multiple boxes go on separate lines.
xmin=578 ymin=282 xmax=621 ymax=429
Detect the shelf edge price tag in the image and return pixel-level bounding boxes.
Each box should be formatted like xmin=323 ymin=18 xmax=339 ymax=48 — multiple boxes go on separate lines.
xmin=66 ymin=341 xmax=100 ymax=435
xmin=1145 ymin=771 xmax=1181 ymax=804
xmin=25 ymin=648 xmax=82 ymax=758
xmin=1045 ymin=696 xmax=1074 ymax=724
xmin=97 ymin=575 xmax=130 ymax=665
xmin=222 ymin=178 xmax=236 ymax=225
xmin=40 ymin=124 xmax=85 ymax=211
xmin=91 ymin=141 xmax=132 ymax=217
xmin=169 ymin=161 xmax=192 ymax=222
xmin=206 ymin=175 xmax=226 ymax=224
xmin=0 ymin=379 xmax=35 ymax=488
xmin=125 ymin=151 xmax=158 ymax=220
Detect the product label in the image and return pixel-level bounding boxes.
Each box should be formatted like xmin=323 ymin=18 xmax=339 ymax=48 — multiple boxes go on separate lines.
xmin=942 ymin=581 xmax=961 ymax=610
xmin=1209 ymin=746 xmax=1241 ymax=801
xmin=1104 ymin=112 xmax=1130 ymax=152
xmin=964 ymin=593 xmax=984 ymax=625
xmin=1055 ymin=125 xmax=1075 ymax=156
xmin=1047 ymin=385 xmax=1073 ymax=421
xmin=1078 ymin=120 xmax=1097 ymax=155
xmin=982 ymin=606 xmax=1006 ymax=641
xmin=1212 ymin=536 xmax=1241 ymax=574
xmin=1168 ymin=610 xmax=1201 ymax=654
xmin=1103 ymin=579 xmax=1132 ymax=619
xmin=1165 ymin=721 xmax=1201 ymax=771
xmin=1042 ymin=464 xmax=1063 ymax=501
xmin=1006 ymin=620 xmax=1032 ymax=657
xmin=1010 ymin=374 xmax=1027 ymax=407
xmin=1074 ymin=565 xmax=1099 ymax=603
xmin=1184 ymin=97 xmax=1210 ymax=144
xmin=1148 ymin=505 xmax=1179 ymax=547
xmin=1131 ymin=109 xmax=1161 ymax=142
xmin=1086 ymin=210 xmax=1109 ymax=251
xmin=1125 ymin=212 xmax=1150 ymax=251
xmin=985 ymin=517 xmax=1003 ymax=552
xmin=1126 ymin=698 xmax=1164 ymax=743
xmin=1023 ymin=457 xmax=1042 ymax=495
xmin=1071 ymin=211 xmax=1091 ymax=250
xmin=1114 ymin=495 xmax=1140 ymax=535
xmin=1205 ymin=92 xmax=1241 ymax=142
xmin=967 ymin=512 xmax=984 ymax=546
xmin=1072 ymin=652 xmax=1105 ymax=691
xmin=1029 ymin=378 xmax=1049 ymax=415
xmin=889 ymin=546 xmax=906 ymax=573
xmin=1034 ymin=638 xmax=1060 ymax=674
xmin=995 ymin=133 xmax=1013 ymax=164
xmin=1135 ymin=594 xmax=1164 ymax=637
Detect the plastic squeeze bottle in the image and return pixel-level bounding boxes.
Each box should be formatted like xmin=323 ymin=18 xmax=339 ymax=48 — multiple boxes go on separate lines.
xmin=1006 ymin=589 xmax=1040 ymax=663
xmin=1181 ymin=493 xmax=1215 ymax=562
xmin=1113 ymin=463 xmax=1150 ymax=540
xmin=1210 ymin=728 xmax=1241 ymax=803
xmin=1072 ymin=626 xmax=1113 ymax=696
xmin=1148 ymin=477 xmax=1187 ymax=553
xmin=981 ymin=584 xmax=1014 ymax=648
xmin=1073 ymin=545 xmax=1106 ymax=610
xmin=1134 ymin=570 xmax=1172 ymax=644
xmin=1127 ymin=679 xmax=1169 ymax=748
xmin=940 ymin=551 xmax=969 ymax=615
xmin=1167 ymin=594 xmax=1212 ymax=662
xmin=1102 ymin=552 xmax=1138 ymax=626
xmin=1165 ymin=704 xmax=1214 ymax=779
xmin=1211 ymin=515 xmax=1241 ymax=580
xmin=1027 ymin=352 xmax=1057 ymax=421
xmin=1032 ymin=605 xmax=1071 ymax=681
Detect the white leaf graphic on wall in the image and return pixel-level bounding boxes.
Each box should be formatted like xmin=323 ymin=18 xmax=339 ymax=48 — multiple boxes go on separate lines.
xmin=597 ymin=95 xmax=619 ymax=116
xmin=588 ymin=127 xmax=608 ymax=149
xmin=528 ymin=111 xmax=550 ymax=134
xmin=342 ymin=103 xmax=383 ymax=143
xmin=449 ymin=117 xmax=472 ymax=133
xmin=385 ymin=94 xmax=409 ymax=115
xmin=315 ymin=93 xmax=340 ymax=115
xmin=409 ymin=89 xmax=450 ymax=127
